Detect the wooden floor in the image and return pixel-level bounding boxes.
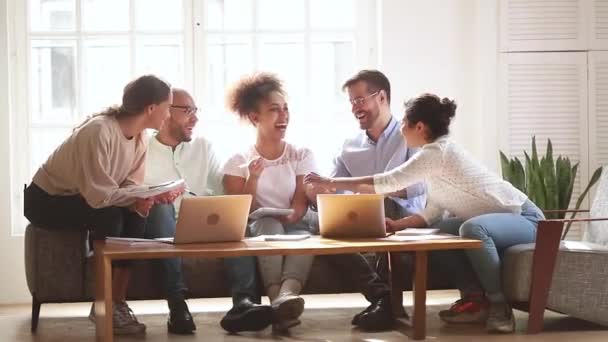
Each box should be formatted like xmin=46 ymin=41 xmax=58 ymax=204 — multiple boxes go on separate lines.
xmin=2 ymin=291 xmax=607 ymax=341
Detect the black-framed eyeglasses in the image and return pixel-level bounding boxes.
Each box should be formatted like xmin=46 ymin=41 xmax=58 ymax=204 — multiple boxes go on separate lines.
xmin=349 ymin=91 xmax=380 ymax=106
xmin=171 ymin=105 xmax=198 ymax=116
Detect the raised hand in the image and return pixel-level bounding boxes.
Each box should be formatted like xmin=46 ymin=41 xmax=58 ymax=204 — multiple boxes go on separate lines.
xmin=303 ymin=172 xmax=329 ymax=185
xmin=248 ymin=157 xmax=265 ymax=179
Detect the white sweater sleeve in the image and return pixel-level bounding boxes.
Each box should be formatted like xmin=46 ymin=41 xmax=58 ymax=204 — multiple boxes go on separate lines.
xmin=373 ymin=143 xmax=442 ymax=194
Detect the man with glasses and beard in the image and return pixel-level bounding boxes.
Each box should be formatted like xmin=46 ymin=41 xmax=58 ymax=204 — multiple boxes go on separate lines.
xmin=144 ymin=88 xmax=273 ymax=335
xmin=308 ymin=70 xmax=426 ymax=331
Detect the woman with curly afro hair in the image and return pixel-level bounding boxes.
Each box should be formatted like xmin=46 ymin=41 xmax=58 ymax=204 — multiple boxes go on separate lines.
xmin=222 ymin=73 xmax=317 ymax=333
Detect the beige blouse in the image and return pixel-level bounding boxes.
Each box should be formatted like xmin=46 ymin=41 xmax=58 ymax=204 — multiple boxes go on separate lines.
xmin=32 ymin=115 xmax=147 ymax=208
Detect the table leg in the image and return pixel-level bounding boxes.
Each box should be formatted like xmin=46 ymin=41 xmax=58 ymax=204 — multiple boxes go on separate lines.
xmin=94 ymin=241 xmax=113 ymax=342
xmin=388 ymin=252 xmax=407 ymax=317
xmin=412 ymin=251 xmax=428 ymax=340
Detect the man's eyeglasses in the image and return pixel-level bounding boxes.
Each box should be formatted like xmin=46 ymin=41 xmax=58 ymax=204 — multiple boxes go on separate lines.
xmin=349 ymin=91 xmax=380 ymax=107
xmin=170 ymin=105 xmax=198 ymax=116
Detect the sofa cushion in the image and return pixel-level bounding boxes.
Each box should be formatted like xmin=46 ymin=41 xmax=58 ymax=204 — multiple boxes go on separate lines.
xmin=503 ymin=241 xmax=608 ymax=326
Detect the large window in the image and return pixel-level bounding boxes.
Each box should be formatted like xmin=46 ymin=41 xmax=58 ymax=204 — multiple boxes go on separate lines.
xmin=9 ymin=0 xmax=376 ymax=234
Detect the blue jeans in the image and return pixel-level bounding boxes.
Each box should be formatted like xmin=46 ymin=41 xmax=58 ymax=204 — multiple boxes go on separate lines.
xmin=432 ymin=200 xmax=544 ymax=301
xmin=145 ymin=204 xmax=260 ymax=303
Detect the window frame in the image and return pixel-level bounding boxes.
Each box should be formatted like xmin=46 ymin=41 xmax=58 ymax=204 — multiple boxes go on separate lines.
xmin=8 ymin=0 xmax=378 ymax=236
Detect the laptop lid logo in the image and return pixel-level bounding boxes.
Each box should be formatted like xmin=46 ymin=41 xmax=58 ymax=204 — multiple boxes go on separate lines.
xmin=347 ymin=211 xmax=359 ymax=221
xmin=206 ymin=213 xmax=220 ymax=225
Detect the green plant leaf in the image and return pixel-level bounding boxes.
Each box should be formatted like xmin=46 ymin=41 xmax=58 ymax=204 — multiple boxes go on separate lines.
xmin=500 ymin=151 xmax=511 ymax=181
xmin=531 ymin=136 xmax=540 ymax=170
xmin=512 ymin=157 xmax=526 ymax=193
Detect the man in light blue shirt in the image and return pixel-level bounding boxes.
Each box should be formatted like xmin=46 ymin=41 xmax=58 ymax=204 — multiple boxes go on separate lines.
xmin=320 ymin=70 xmax=426 ymax=331
xmin=332 ymin=111 xmax=425 ymax=216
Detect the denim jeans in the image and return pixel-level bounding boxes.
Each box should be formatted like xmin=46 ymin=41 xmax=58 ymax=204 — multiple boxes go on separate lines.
xmin=433 ymin=200 xmax=545 ymax=301
xmin=145 ymin=204 xmax=260 ymax=303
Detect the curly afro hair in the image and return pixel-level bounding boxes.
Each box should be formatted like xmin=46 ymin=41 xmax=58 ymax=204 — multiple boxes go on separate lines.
xmin=225 ymin=72 xmax=286 ymax=121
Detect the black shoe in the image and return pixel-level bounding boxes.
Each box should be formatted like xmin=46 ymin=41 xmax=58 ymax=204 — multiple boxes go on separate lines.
xmin=352 ymin=305 xmax=373 ymax=326
xmin=356 ymin=296 xmax=395 ymax=331
xmin=220 ymin=297 xmax=273 ymax=333
xmin=167 ymin=298 xmax=196 ymax=335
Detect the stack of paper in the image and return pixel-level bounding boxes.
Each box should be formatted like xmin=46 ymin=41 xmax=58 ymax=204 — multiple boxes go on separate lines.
xmin=125 ymin=179 xmax=185 ymax=199
xmin=395 ymin=228 xmax=440 ymax=236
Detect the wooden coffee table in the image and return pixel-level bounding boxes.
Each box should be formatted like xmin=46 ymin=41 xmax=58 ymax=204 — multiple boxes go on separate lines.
xmin=94 ymin=236 xmax=481 ymax=341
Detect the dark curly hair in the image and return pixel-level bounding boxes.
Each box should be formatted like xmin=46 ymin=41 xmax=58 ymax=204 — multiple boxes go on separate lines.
xmin=226 ymin=72 xmax=285 ymax=122
xmin=404 ymin=93 xmax=457 ymax=141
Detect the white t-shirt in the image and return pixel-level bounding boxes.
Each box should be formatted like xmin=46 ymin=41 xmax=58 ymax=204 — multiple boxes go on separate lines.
xmin=223 ymin=143 xmax=316 ymax=209
xmin=145 ymin=134 xmax=224 ymax=215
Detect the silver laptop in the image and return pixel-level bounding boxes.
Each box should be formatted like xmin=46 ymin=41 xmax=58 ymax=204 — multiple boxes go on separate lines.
xmin=159 ymin=195 xmax=252 ymax=244
xmin=317 ymin=194 xmax=387 ymax=238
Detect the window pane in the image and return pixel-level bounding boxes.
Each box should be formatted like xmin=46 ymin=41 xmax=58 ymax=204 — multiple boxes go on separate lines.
xmin=136 ymin=0 xmax=183 ymax=31
xmin=258 ymin=35 xmax=306 ymax=111
xmin=206 ymin=0 xmax=253 ymax=30
xmin=30 ymin=40 xmax=76 ymax=124
xmin=311 ymin=39 xmax=354 ymax=115
xmin=29 ymin=0 xmax=75 ymax=31
xmin=206 ymin=35 xmax=253 ymax=115
xmin=82 ymin=39 xmax=130 ymax=114
xmin=81 ymin=0 xmax=129 ymax=31
xmin=310 ymin=0 xmax=355 ymax=29
xmin=30 ymin=127 xmax=71 ymax=176
xmin=136 ymin=36 xmax=184 ymax=87
xmin=257 ymin=0 xmax=305 ymax=30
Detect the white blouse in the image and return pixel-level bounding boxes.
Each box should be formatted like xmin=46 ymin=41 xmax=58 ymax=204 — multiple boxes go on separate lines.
xmin=373 ymin=137 xmax=528 ymax=225
xmin=223 ymin=143 xmax=316 ymax=209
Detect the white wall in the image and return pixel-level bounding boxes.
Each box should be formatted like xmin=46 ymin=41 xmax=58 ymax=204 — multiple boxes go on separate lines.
xmin=378 ymin=0 xmax=499 ymax=169
xmin=0 ymin=0 xmax=500 ymax=304
xmin=0 ymin=0 xmax=29 ymax=304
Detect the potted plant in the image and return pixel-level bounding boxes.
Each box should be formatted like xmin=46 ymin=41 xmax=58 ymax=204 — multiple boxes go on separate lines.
xmin=499 ymin=137 xmax=602 ymax=239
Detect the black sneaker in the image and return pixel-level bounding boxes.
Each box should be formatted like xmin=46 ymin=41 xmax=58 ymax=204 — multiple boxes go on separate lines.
xmin=167 ymin=298 xmax=196 ymax=334
xmin=220 ymin=297 xmax=273 ymax=333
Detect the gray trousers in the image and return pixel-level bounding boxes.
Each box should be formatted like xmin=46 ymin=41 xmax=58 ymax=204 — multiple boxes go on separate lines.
xmin=249 ymin=217 xmax=315 ymax=289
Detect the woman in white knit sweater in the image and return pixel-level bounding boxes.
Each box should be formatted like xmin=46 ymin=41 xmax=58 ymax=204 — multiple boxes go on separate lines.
xmin=304 ymin=93 xmax=544 ymax=334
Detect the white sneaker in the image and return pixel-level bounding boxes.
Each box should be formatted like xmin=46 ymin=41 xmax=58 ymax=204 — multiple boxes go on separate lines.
xmin=88 ymin=302 xmax=146 ymax=335
xmin=486 ymin=301 xmax=515 ymax=333
xmin=271 ymin=295 xmax=305 ymax=321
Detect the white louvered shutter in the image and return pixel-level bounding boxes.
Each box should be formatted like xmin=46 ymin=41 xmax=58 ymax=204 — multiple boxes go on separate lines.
xmin=589 ymin=0 xmax=608 ymax=49
xmin=499 ymin=52 xmax=589 ymax=240
xmin=500 ymin=0 xmax=588 ymax=52
xmin=589 ymin=51 xmax=608 ymax=173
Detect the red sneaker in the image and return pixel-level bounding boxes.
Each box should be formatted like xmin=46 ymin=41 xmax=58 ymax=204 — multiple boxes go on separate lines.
xmin=439 ymin=294 xmax=489 ymax=324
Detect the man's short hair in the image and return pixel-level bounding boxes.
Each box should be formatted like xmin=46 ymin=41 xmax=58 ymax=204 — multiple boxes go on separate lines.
xmin=342 ymin=69 xmax=391 ymax=104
